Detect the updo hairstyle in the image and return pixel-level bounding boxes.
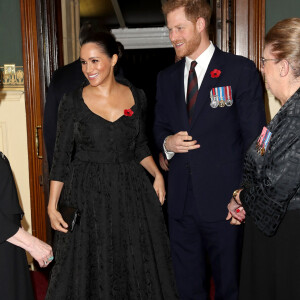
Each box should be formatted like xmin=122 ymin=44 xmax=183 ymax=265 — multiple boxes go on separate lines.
xmin=81 ymin=31 xmax=124 ymax=61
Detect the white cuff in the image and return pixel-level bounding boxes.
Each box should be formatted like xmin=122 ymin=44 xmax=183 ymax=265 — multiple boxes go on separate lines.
xmin=163 ymin=136 xmax=175 ymax=160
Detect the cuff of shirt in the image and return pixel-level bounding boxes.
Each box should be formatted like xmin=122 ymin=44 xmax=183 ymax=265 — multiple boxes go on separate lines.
xmin=163 ymin=136 xmax=175 ymax=160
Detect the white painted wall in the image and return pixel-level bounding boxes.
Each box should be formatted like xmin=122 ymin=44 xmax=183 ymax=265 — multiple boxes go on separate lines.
xmin=0 ymin=90 xmax=33 ymax=263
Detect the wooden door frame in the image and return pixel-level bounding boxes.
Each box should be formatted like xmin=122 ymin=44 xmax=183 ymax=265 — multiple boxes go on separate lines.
xmin=20 ymin=0 xmax=62 ymax=243
xmin=235 ymin=0 xmax=265 ymax=69
xmin=213 ymin=0 xmax=265 ymax=69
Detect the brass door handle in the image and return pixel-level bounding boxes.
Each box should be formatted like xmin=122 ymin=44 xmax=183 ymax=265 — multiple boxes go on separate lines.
xmin=35 ymin=125 xmax=43 ymax=159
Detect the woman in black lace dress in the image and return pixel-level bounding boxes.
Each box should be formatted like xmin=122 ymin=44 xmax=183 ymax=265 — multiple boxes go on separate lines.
xmin=227 ymin=18 xmax=300 ymax=299
xmin=46 ymin=31 xmax=178 ymax=299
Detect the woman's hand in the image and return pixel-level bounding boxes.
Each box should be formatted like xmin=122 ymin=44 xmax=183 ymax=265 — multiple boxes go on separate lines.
xmin=48 ymin=207 xmax=68 ymax=233
xmin=159 ymin=152 xmax=169 ymax=171
xmin=139 ymin=156 xmax=166 ymax=205
xmin=226 ymin=195 xmax=246 ymax=224
xmin=226 ymin=213 xmax=243 ymax=225
xmin=27 ymin=235 xmax=54 ymax=268
xmin=153 ymin=173 xmax=166 ymax=205
xmin=7 ymin=228 xmax=54 ymax=268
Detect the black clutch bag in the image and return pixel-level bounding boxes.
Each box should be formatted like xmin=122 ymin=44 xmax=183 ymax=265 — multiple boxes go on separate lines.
xmin=59 ymin=206 xmax=81 ymax=232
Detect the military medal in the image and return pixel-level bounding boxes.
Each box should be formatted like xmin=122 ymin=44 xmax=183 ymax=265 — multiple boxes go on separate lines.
xmin=256 ymin=126 xmax=272 ymax=156
xmin=216 ymin=88 xmax=225 ymax=107
xmin=210 ymin=89 xmax=218 ymax=108
xmin=225 ymin=86 xmax=233 ymax=106
xmin=210 ymin=87 xmax=233 ymax=108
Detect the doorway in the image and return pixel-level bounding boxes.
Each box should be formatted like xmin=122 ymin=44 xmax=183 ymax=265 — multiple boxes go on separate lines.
xmin=20 ymin=0 xmax=265 ymax=245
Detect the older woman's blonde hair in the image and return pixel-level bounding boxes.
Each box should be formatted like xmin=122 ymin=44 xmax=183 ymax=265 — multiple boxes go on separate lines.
xmin=265 ymin=18 xmax=300 ymax=78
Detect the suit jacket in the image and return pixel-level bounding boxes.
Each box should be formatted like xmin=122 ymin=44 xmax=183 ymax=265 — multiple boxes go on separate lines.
xmin=240 ymin=88 xmax=300 ymax=236
xmin=0 ymin=153 xmax=23 ymax=243
xmin=43 ymin=59 xmax=86 ymax=169
xmin=154 ymin=47 xmax=266 ymax=221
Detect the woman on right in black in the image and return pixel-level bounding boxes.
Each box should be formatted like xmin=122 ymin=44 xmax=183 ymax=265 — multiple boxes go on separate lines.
xmin=227 ymin=18 xmax=300 ymax=299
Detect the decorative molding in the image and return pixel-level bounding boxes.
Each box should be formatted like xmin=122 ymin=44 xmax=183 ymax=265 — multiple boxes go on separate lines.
xmin=0 ymin=90 xmax=24 ymax=101
xmin=111 ymin=27 xmax=172 ymax=49
xmin=0 ymin=66 xmax=25 ymax=90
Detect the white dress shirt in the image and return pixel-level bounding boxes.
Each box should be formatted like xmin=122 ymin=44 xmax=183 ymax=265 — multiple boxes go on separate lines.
xmin=164 ymin=42 xmax=215 ymax=160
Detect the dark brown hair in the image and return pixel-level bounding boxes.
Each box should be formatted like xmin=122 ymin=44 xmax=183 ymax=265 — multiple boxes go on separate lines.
xmin=162 ymin=0 xmax=212 ymax=27
xmin=265 ymin=18 xmax=300 ymax=78
xmin=81 ymin=31 xmax=123 ymax=60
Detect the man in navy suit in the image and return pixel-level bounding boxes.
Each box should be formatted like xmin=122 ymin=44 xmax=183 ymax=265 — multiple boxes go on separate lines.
xmin=154 ymin=0 xmax=266 ymax=299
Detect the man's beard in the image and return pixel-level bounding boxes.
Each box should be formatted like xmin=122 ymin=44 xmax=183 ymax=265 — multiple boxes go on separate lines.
xmin=173 ymin=34 xmax=201 ymax=58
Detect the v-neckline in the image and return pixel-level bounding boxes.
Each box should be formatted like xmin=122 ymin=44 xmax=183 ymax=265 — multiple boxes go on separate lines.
xmin=80 ymin=80 xmax=137 ymax=123
xmin=82 ymin=100 xmax=136 ymax=124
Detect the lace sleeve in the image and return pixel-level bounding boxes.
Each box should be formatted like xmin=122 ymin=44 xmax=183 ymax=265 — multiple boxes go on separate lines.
xmin=50 ymin=93 xmax=75 ymax=182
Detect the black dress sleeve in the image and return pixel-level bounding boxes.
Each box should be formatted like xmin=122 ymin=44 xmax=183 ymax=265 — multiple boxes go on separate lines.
xmin=50 ymin=92 xmax=75 ymax=182
xmin=43 ymin=69 xmax=62 ymax=170
xmin=0 ymin=156 xmax=21 ymax=243
xmin=0 ymin=211 xmax=19 ymax=243
xmin=135 ymin=89 xmax=151 ymax=163
xmin=240 ymin=134 xmax=300 ymax=236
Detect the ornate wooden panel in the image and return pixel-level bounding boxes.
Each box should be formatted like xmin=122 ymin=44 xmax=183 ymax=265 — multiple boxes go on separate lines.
xmin=20 ymin=0 xmax=62 ymax=244
xmin=20 ymin=0 xmax=47 ymax=242
xmin=213 ymin=0 xmax=265 ymax=69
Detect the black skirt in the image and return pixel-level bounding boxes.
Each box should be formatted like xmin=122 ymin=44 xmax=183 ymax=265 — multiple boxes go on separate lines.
xmin=0 ymin=218 xmax=34 ymax=300
xmin=239 ymin=209 xmax=300 ymax=300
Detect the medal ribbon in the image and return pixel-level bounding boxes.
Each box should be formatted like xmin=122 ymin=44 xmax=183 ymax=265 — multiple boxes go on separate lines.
xmin=218 ymin=87 xmax=224 ymax=100
xmin=263 ymin=131 xmax=272 ymax=151
xmin=257 ymin=126 xmax=272 ymax=155
xmin=257 ymin=127 xmax=267 ymax=146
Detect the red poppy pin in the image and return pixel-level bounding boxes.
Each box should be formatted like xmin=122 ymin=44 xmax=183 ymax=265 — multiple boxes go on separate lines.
xmin=124 ymin=108 xmax=134 ymax=117
xmin=210 ymin=69 xmax=221 ymax=78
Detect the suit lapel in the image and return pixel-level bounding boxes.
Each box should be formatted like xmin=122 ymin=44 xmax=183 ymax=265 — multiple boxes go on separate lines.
xmin=190 ymin=47 xmax=225 ymax=129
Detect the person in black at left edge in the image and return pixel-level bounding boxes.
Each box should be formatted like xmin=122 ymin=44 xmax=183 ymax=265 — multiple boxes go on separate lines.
xmin=0 ymin=152 xmax=53 ymax=300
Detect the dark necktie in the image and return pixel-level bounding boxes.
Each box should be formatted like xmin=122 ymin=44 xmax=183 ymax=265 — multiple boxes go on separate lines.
xmin=186 ymin=61 xmax=198 ymax=122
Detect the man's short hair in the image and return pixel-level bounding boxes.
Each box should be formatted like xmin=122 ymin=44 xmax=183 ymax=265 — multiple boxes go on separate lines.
xmin=162 ymin=0 xmax=212 ymax=27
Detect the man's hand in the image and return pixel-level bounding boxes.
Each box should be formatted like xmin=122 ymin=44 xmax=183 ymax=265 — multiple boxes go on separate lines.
xmin=165 ymin=131 xmax=200 ymax=153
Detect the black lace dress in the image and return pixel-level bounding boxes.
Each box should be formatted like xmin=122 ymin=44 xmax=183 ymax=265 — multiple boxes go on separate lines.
xmin=45 ymin=78 xmax=178 ymax=300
